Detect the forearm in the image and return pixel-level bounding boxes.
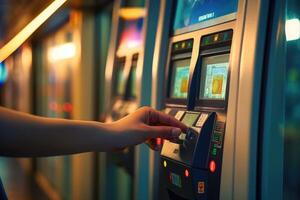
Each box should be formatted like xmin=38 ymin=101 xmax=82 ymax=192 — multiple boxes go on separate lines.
xmin=0 ymin=106 xmax=186 ymax=156
xmin=0 ymin=107 xmax=116 ymax=157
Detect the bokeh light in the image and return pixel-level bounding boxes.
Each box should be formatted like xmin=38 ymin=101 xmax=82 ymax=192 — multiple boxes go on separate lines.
xmin=0 ymin=62 xmax=8 ymax=85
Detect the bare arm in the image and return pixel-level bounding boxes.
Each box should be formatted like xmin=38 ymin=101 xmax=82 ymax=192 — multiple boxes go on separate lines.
xmin=0 ymin=106 xmax=186 ymax=157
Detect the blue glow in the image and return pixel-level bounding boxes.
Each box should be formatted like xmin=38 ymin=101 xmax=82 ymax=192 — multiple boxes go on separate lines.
xmin=0 ymin=62 xmax=8 ymax=85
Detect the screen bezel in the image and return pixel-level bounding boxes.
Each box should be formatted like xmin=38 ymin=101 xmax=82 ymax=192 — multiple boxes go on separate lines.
xmin=195 ymin=51 xmax=231 ymax=109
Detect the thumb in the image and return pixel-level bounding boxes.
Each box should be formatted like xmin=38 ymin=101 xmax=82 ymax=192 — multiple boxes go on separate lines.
xmin=147 ymin=126 xmax=182 ymax=140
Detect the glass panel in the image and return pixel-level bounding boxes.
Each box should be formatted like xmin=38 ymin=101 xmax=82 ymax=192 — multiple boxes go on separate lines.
xmin=284 ymin=0 xmax=300 ymax=199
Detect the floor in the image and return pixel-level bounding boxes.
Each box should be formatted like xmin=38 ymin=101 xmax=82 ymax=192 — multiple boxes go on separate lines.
xmin=0 ymin=157 xmax=49 ymax=200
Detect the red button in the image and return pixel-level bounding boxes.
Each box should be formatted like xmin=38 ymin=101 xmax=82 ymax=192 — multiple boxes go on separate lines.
xmin=156 ymin=138 xmax=162 ymax=145
xmin=209 ymin=160 xmax=216 ymax=173
xmin=63 ymin=102 xmax=73 ymax=113
xmin=184 ymin=169 xmax=189 ymax=177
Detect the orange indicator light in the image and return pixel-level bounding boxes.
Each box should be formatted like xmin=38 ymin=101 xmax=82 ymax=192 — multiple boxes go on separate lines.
xmin=209 ymin=160 xmax=216 ymax=173
xmin=184 ymin=169 xmax=189 ymax=177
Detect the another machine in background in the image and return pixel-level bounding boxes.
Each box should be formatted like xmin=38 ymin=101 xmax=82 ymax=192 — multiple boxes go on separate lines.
xmin=33 ymin=11 xmax=79 ymax=200
xmin=1 ymin=44 xmax=34 ymax=173
xmin=102 ymin=1 xmax=144 ymax=200
xmin=2 ymin=44 xmax=32 ymax=114
xmin=100 ymin=0 xmax=160 ymax=199
xmin=160 ymin=30 xmax=233 ymax=200
xmin=106 ymin=12 xmax=143 ymax=122
xmin=33 ymin=9 xmax=97 ymax=200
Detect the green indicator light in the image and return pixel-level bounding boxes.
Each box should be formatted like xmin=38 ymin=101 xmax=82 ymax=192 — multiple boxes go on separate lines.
xmin=205 ymin=38 xmax=209 ymax=45
xmin=212 ymin=148 xmax=217 ymax=156
xmin=175 ymin=44 xmax=179 ymax=49
xmin=213 ymin=143 xmax=218 ymax=148
xmin=213 ymin=134 xmax=220 ymax=142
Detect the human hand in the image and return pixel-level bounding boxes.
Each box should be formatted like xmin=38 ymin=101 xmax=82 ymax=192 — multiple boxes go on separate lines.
xmin=110 ymin=107 xmax=187 ymax=150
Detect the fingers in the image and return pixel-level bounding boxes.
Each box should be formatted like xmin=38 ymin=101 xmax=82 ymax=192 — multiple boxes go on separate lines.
xmin=147 ymin=108 xmax=187 ymax=132
xmin=146 ymin=125 xmax=182 ymax=140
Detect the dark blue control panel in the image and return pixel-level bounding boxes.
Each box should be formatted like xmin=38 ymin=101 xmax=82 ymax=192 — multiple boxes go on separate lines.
xmin=161 ymin=109 xmax=226 ymax=200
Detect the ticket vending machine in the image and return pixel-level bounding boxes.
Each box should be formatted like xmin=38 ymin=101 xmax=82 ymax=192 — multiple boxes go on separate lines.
xmin=109 ymin=53 xmax=139 ymax=122
xmin=103 ymin=9 xmax=144 ymax=200
xmin=151 ymin=0 xmax=240 ymax=199
xmin=150 ymin=0 xmax=286 ymax=199
xmin=102 ymin=1 xmax=160 ymax=199
xmin=160 ymin=30 xmax=233 ymax=200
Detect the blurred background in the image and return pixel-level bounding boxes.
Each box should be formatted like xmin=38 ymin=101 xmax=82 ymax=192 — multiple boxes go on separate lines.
xmin=0 ymin=0 xmax=300 ymax=200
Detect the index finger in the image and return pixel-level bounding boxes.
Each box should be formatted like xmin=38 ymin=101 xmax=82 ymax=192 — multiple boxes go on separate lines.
xmin=148 ymin=109 xmax=187 ymax=132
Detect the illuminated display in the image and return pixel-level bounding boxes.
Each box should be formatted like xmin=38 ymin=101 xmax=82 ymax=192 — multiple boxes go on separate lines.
xmin=117 ymin=18 xmax=144 ymax=57
xmin=173 ymin=0 xmax=238 ymax=32
xmin=170 ymin=172 xmax=182 ymax=188
xmin=170 ymin=59 xmax=190 ymax=99
xmin=181 ymin=113 xmax=199 ymax=127
xmin=200 ymin=54 xmax=229 ymax=100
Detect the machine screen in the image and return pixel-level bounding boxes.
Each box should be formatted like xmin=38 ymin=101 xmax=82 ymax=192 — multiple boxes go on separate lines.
xmin=170 ymin=59 xmax=191 ymax=99
xmin=181 ymin=113 xmax=199 ymax=127
xmin=116 ymin=18 xmax=143 ymax=57
xmin=173 ymin=0 xmax=238 ymax=32
xmin=199 ymin=54 xmax=229 ymax=100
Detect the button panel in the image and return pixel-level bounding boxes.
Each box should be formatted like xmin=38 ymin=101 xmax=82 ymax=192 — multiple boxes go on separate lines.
xmin=196 ymin=113 xmax=208 ymax=127
xmin=211 ymin=131 xmax=224 ymax=148
xmin=179 ymin=133 xmax=186 ymax=141
xmin=164 ymin=108 xmax=172 ymax=114
xmin=174 ymin=111 xmax=185 ymax=121
xmin=215 ymin=121 xmax=226 ymax=132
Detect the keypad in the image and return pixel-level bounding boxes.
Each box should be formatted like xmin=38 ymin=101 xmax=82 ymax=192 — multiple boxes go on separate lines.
xmin=196 ymin=113 xmax=208 ymax=127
